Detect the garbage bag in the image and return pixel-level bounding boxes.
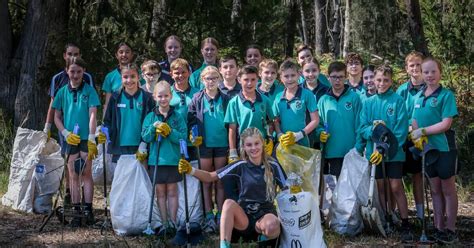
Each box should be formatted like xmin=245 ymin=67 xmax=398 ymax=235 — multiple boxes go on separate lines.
xmin=2 ymin=128 xmax=63 ymax=213
xmin=177 ymin=160 xmax=204 ymax=227
xmin=92 ymin=143 xmax=115 ymax=185
xmin=110 ymin=155 xmax=161 ymax=235
xmin=329 ymin=148 xmax=383 ymax=236
xmin=277 ymin=190 xmax=326 ymax=248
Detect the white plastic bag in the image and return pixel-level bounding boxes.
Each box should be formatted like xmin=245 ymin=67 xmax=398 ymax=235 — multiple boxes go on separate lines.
xmin=277 ymin=190 xmax=326 ymax=248
xmin=110 ymin=155 xmax=161 ymax=235
xmin=177 ymin=160 xmax=204 ymax=227
xmin=2 ymin=128 xmax=63 ymax=213
xmin=92 ymin=144 xmax=115 ymax=185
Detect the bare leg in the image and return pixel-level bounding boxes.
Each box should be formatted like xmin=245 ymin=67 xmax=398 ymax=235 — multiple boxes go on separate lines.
xmin=200 ymin=158 xmax=214 ymax=213
xmin=167 ymin=183 xmax=179 ymax=223
xmin=430 ymin=177 xmax=445 ymax=230
xmin=81 ymin=152 xmax=94 ymax=203
xmin=412 ymin=172 xmax=423 ymax=206
xmin=377 ymin=180 xmax=386 ymax=212
xmin=255 ymin=214 xmax=281 ymax=239
xmin=389 ymin=179 xmax=409 ymax=219
xmin=67 ymin=153 xmax=80 ymax=204
xmin=156 ymin=184 xmax=168 ymax=223
xmin=220 ymin=199 xmax=248 ymax=242
xmin=214 ymin=156 xmax=227 ymax=211
xmin=441 ymin=176 xmax=457 ymax=231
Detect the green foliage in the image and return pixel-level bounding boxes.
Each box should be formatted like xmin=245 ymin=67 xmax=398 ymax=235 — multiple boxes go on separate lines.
xmin=0 ymin=110 xmax=13 ymax=172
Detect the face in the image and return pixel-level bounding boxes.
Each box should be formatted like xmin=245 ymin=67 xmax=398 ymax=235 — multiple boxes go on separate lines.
xmin=219 ymin=60 xmax=238 ymax=81
xmin=245 ymin=48 xmax=262 ymax=67
xmin=201 ymin=43 xmax=218 ymax=64
xmin=116 ymin=45 xmax=133 ymax=65
xmin=422 ymin=60 xmax=441 ymax=86
xmin=374 ymin=72 xmax=392 ymax=94
xmin=154 ymin=87 xmax=172 ymax=108
xmin=297 ymin=49 xmax=312 ymax=65
xmin=406 ymin=57 xmax=423 ymax=79
xmin=165 ymin=39 xmax=182 ymax=61
xmin=67 ymin=64 xmax=84 ymax=85
xmin=121 ymin=69 xmax=139 ymax=91
xmin=362 ymin=70 xmax=375 ymax=91
xmin=347 ymin=60 xmax=363 ymax=77
xmin=259 ymin=66 xmax=277 ymax=84
xmin=243 ymin=135 xmax=263 ymax=161
xmin=239 ymin=73 xmax=258 ymax=94
xmin=280 ymin=68 xmax=299 ymax=89
xmin=202 ymin=72 xmax=220 ymax=91
xmin=329 ymin=70 xmax=346 ymax=91
xmin=63 ymin=46 xmax=80 ymax=62
xmin=302 ymin=62 xmax=320 ymax=84
xmin=143 ymin=68 xmax=160 ymax=84
xmin=171 ymin=66 xmax=190 ymax=86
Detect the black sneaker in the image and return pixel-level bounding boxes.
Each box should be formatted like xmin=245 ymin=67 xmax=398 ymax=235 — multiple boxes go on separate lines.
xmin=400 ymin=225 xmax=415 ymax=243
xmin=437 ymin=229 xmax=458 ymax=244
xmin=70 ymin=216 xmax=82 ymax=227
xmin=63 ymin=193 xmax=71 ymax=207
xmin=83 ymin=210 xmax=95 ymax=225
xmin=430 ymin=228 xmax=444 ymax=241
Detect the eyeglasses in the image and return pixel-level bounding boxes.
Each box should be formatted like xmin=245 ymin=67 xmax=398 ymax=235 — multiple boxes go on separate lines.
xmin=204 ymin=76 xmax=219 ymax=82
xmin=329 ymin=75 xmax=345 ymax=81
xmin=348 ymin=61 xmax=361 ymax=66
xmin=144 ymin=73 xmax=159 ymax=78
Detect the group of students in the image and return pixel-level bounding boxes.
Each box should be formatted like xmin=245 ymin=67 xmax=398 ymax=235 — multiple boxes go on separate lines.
xmin=44 ymin=35 xmax=459 ymax=246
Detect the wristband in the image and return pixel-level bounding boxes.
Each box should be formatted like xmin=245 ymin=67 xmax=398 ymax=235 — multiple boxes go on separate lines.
xmin=44 ymin=123 xmax=52 ymax=132
xmin=190 ymin=167 xmax=196 ymax=176
xmin=88 ymin=134 xmax=96 ymax=143
xmin=229 ymin=149 xmax=238 ymax=158
xmin=61 ymin=129 xmax=71 ymax=138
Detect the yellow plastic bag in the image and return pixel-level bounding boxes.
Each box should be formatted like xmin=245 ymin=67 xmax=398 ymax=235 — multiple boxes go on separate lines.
xmin=276 ymin=144 xmax=321 ymax=196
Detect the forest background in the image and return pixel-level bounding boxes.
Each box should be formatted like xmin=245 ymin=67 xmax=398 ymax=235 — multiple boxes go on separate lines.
xmin=0 ymin=0 xmax=472 ymax=189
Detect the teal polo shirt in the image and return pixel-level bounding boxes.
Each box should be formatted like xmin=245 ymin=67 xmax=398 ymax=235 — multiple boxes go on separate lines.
xmin=52 ymin=82 xmax=101 ymax=140
xmin=203 ymin=93 xmax=229 ymax=147
xmin=412 ymin=86 xmax=458 ymax=152
xmin=170 ymin=84 xmax=199 ymax=145
xmin=346 ymin=79 xmax=367 ymax=97
xmin=298 ymin=74 xmax=331 ymax=87
xmin=224 ymin=91 xmax=274 ymax=136
xmin=142 ymin=107 xmax=187 ymax=166
xmin=396 ymin=81 xmax=425 ymax=125
xmin=273 ymin=87 xmax=318 ymax=147
xmin=102 ymin=67 xmax=145 ymax=93
xmin=316 ymin=86 xmax=362 ymax=158
xmin=190 ymin=62 xmax=215 ymax=90
xmin=360 ymin=89 xmax=408 ymax=162
xmin=118 ymin=90 xmax=144 ymax=146
xmin=257 ymin=80 xmax=284 ymax=106
xmin=301 ymin=80 xmax=329 ymax=146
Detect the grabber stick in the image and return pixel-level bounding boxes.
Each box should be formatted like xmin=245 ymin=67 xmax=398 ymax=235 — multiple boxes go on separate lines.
xmin=143 ymin=135 xmax=162 ymax=236
xmin=100 ymin=126 xmax=111 ymax=234
xmin=179 ymin=139 xmax=191 ymax=247
xmin=191 ymin=125 xmax=206 ymax=221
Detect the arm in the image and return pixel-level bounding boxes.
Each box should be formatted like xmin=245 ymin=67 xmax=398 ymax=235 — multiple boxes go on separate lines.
xmin=228 ymin=124 xmax=238 ymax=149
xmin=168 ymin=115 xmax=187 ymax=144
xmin=45 ymin=98 xmax=55 ymax=126
xmin=303 ymin=111 xmax=319 ymax=135
xmin=393 ymin=99 xmax=409 ymax=150
xmin=359 ymin=102 xmax=373 ymax=140
xmin=191 ymin=169 xmax=219 ymax=183
xmin=54 ymin=110 xmax=66 ymax=133
xmin=88 ymin=107 xmax=97 ymax=136
xmin=103 ymin=93 xmax=112 ymax=119
xmin=417 ymin=118 xmax=453 ymax=136
xmin=273 ymin=118 xmax=282 ymax=135
xmin=141 ymin=114 xmax=157 ymax=143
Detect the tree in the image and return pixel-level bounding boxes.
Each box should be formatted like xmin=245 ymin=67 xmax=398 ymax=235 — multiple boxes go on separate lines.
xmin=405 ymin=0 xmax=430 ymax=55
xmin=283 ymin=0 xmax=299 ymax=57
xmin=331 ymin=0 xmax=343 ymax=57
xmin=314 ymin=0 xmax=329 ymax=55
xmin=149 ymin=0 xmax=167 ymax=49
xmin=298 ymin=0 xmax=309 ymax=45
xmin=342 ymin=0 xmax=351 ymax=57
xmin=1 ymin=0 xmax=69 ymax=129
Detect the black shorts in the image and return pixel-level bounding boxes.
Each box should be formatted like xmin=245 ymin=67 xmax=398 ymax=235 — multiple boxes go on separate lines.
xmin=187 ymin=146 xmax=198 ymax=161
xmin=148 ymin=166 xmax=183 ymax=184
xmin=403 ymin=141 xmax=422 ymax=175
xmin=198 ymin=145 xmax=228 ymax=158
xmin=323 ymin=158 xmax=344 ymax=177
xmin=375 ymin=161 xmax=404 ymax=179
xmin=111 ymin=146 xmax=139 ymax=163
xmin=425 ymin=151 xmax=458 ymax=179
xmin=66 ymin=140 xmax=89 ymax=155
xmin=231 ymin=202 xmax=277 ymax=243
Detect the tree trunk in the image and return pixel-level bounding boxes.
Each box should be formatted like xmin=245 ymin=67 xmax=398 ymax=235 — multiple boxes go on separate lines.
xmin=12 ymin=0 xmax=70 ymax=129
xmin=298 ymin=0 xmax=308 ymax=45
xmin=331 ymin=0 xmax=342 ymax=57
xmin=405 ymin=0 xmax=430 ymax=56
xmin=285 ymin=2 xmax=298 ymax=57
xmin=230 ymin=0 xmax=243 ymax=43
xmin=342 ymin=0 xmax=350 ymax=57
xmin=0 ymin=0 xmax=14 ymax=116
xmin=314 ymin=0 xmax=329 ymax=55
xmin=150 ymin=0 xmax=166 ymax=47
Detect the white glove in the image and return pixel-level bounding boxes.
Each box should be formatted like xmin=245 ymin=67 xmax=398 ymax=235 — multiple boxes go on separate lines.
xmin=43 ymin=123 xmax=51 ymax=133
xmin=61 ymin=129 xmax=71 ymax=138
xmin=229 ymin=149 xmax=238 ymax=159
xmin=294 ymin=131 xmax=304 ymax=142
xmin=153 ymin=121 xmax=162 ymax=128
xmin=88 ymin=134 xmax=96 ymax=144
xmin=138 ymin=142 xmax=148 ymax=154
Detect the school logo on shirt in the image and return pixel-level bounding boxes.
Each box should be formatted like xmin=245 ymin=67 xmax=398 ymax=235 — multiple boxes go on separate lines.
xmin=259 ymin=104 xmax=266 ymax=113
xmin=294 ymin=100 xmax=302 ymax=110
xmin=387 ymin=104 xmax=395 ymax=116
xmin=430 ymin=98 xmax=438 ymax=107
xmin=170 ymin=119 xmax=178 ymax=127
xmin=81 ymin=94 xmax=89 ymax=103
xmin=136 ymin=101 xmax=143 ymax=110
xmin=344 ymin=102 xmax=352 ymax=110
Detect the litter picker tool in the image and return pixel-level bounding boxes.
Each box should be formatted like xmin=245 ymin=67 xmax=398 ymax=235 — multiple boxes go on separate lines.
xmin=143 ymin=135 xmax=162 ymax=236
xmin=318 ymin=123 xmax=328 ymax=219
xmin=181 ymin=139 xmax=191 ymax=247
xmin=191 ymin=125 xmax=206 ymax=221
xmin=99 ymin=126 xmax=112 ymax=234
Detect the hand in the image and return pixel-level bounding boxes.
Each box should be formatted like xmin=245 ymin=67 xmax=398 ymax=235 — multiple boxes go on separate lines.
xmin=320 ymin=131 xmax=330 ymax=143
xmin=228 ymin=149 xmax=239 ymax=164
xmin=369 ymin=149 xmax=383 ymax=165
xmin=87 ymin=138 xmax=98 ymax=160
xmin=62 ymin=129 xmax=80 ymax=146
xmin=178 ymin=159 xmax=193 ymax=174
xmin=43 ymin=123 xmax=51 ymax=141
xmin=265 ymin=139 xmax=274 ymax=156
xmin=414 ymin=136 xmax=428 ymax=151
xmin=136 ymin=142 xmax=148 ymax=163
xmin=189 ymin=131 xmax=203 ymax=147
xmin=410 ymin=128 xmax=426 ymax=141
xmin=155 ymin=122 xmax=171 ymax=138
xmin=279 ymin=132 xmax=296 ymax=148
xmin=98 ymin=130 xmax=107 ymax=144
xmin=372 ymin=120 xmax=386 ymax=130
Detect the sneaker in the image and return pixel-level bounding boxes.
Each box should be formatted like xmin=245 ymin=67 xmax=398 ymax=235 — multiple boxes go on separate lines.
xmin=216 ymin=213 xmax=221 ymax=231
xmin=202 ymin=217 xmax=218 ymax=234
xmin=70 ymin=216 xmax=82 ymax=227
xmin=400 ymin=225 xmax=415 ymax=243
xmin=437 ymin=229 xmax=458 ymax=244
xmin=63 ymin=193 xmax=71 ymax=207
xmin=166 ymin=221 xmax=177 ymax=236
xmin=83 ymin=210 xmax=95 ymax=225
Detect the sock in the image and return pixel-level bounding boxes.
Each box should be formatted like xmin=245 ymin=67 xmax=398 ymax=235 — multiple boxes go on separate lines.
xmin=216 ymin=211 xmax=221 ymax=221
xmin=84 ymin=203 xmax=92 ymax=212
xmin=415 ymin=204 xmax=424 ymax=219
xmin=258 ymin=234 xmax=269 ymax=241
xmin=72 ymin=203 xmax=81 ymax=212
xmin=220 ymin=240 xmax=230 ymax=248
xmin=206 ymin=211 xmax=214 ymax=220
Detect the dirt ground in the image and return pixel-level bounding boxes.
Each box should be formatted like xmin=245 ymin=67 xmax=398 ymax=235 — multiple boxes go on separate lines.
xmin=1 ymin=190 xmax=473 ymax=247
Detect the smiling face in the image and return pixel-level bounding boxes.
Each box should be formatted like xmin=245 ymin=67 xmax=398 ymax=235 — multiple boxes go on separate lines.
xmin=202 ymin=71 xmax=221 ymax=92
xmin=347 ymin=59 xmax=363 ymax=77
xmin=280 ymin=68 xmax=299 ymax=90
xmin=259 ymin=66 xmax=278 ymax=85
xmin=406 ymin=57 xmax=423 ymax=79
xmin=219 ymin=59 xmax=238 ymax=81
xmin=242 ymin=134 xmax=263 ymax=162
xmin=297 ymin=49 xmax=313 ymax=66
xmin=67 ymin=64 xmax=84 ymax=85
xmin=63 ymin=46 xmax=80 ymax=63
xmin=245 ymin=48 xmax=263 ymax=67
xmin=165 ymin=39 xmax=182 ymax=61
xmin=121 ymin=68 xmax=139 ymax=91
xmin=201 ymin=43 xmax=218 ymax=64
xmin=362 ymin=69 xmax=375 ymax=91
xmin=374 ymin=71 xmax=393 ymax=94
xmin=171 ymin=66 xmax=190 ymax=86
xmin=302 ymin=62 xmax=320 ymax=84
xmin=239 ymin=73 xmax=258 ymax=95
xmin=421 ymin=60 xmax=441 ymax=87
xmin=116 ymin=45 xmax=133 ymax=66
xmin=154 ymin=85 xmax=172 ymax=108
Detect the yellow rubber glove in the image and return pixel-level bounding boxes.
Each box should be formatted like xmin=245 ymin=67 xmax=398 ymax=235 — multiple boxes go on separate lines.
xmin=414 ymin=136 xmax=428 ymax=151
xmin=320 ymin=131 xmax=330 ymax=143
xmin=228 ymin=149 xmax=240 ymax=164
xmin=43 ymin=123 xmax=51 ymax=141
xmin=189 ymin=132 xmax=203 ymax=147
xmin=98 ymin=131 xmax=107 ymax=144
xmin=63 ymin=131 xmax=81 ymax=146
xmin=156 ymin=122 xmax=171 ymax=137
xmin=87 ymin=140 xmax=98 ymax=160
xmin=135 ymin=142 xmax=148 ymax=163
xmin=409 ymin=128 xmax=426 ymax=141
xmin=178 ymin=159 xmax=193 ymax=174
xmin=369 ymin=150 xmax=383 ymax=165
xmin=265 ymin=139 xmax=274 ymax=156
xmin=279 ymin=132 xmax=297 ymax=148
xmin=290 ymin=185 xmax=302 ymax=194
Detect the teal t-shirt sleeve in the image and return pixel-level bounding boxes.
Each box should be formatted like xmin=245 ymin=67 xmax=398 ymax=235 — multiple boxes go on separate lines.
xmin=306 ymin=93 xmax=318 ymax=113
xmin=393 ymin=99 xmax=409 ymax=150
xmin=224 ymin=99 xmax=238 ymax=124
xmin=441 ymin=91 xmax=458 ymax=119
xmin=88 ymin=88 xmax=101 ymax=107
xmin=52 ymin=91 xmax=62 ymax=110
xmin=272 ymin=99 xmax=280 ymax=119
xmin=142 ymin=113 xmax=156 ymax=143
xmin=359 ymin=102 xmax=373 ymax=140
xmin=102 ymin=73 xmax=113 ymax=93
xmin=265 ymin=97 xmax=275 ymax=120
xmin=168 ymin=114 xmax=187 ymax=145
